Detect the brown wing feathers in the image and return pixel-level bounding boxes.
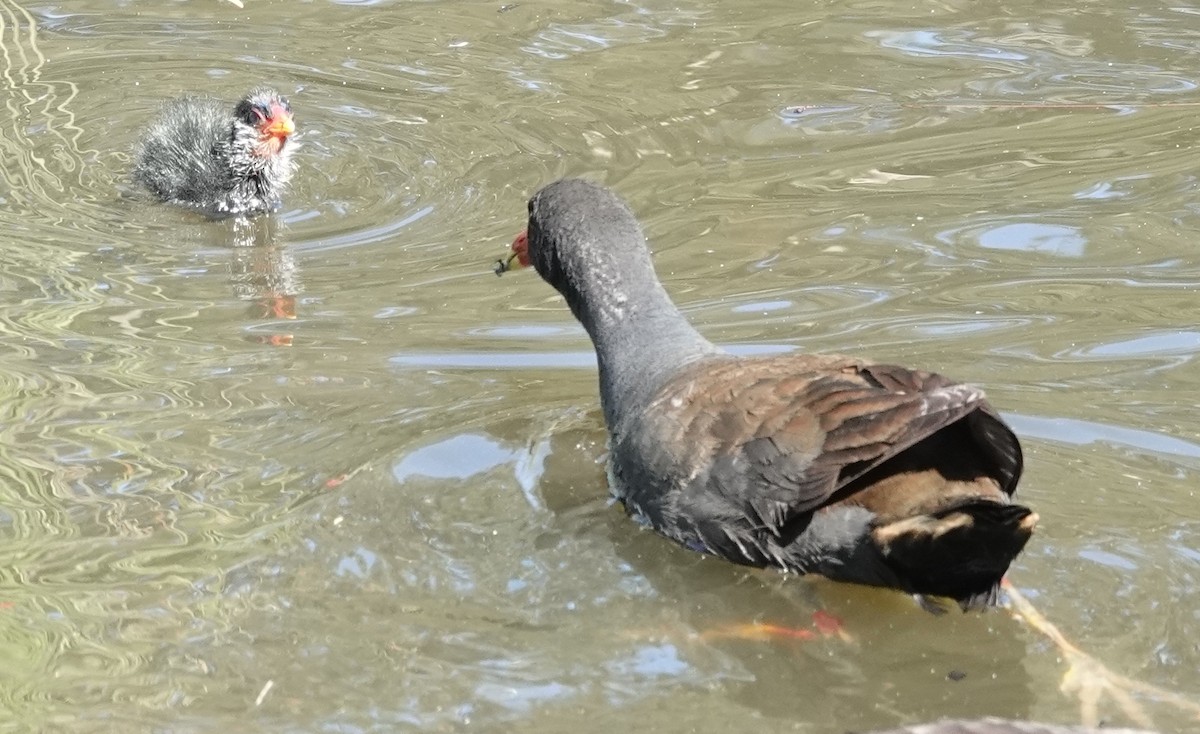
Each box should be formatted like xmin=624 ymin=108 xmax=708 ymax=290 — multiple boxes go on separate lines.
xmin=662 ymin=356 xmax=1003 ymax=516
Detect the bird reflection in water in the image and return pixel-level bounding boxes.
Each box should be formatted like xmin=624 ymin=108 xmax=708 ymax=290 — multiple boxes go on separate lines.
xmin=228 ymin=215 xmax=301 ymax=347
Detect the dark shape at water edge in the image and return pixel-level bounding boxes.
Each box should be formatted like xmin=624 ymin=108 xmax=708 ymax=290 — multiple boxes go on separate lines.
xmin=860 ymin=717 xmax=1157 ymax=734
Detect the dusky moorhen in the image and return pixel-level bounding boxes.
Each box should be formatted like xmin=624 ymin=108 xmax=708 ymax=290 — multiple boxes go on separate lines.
xmin=499 ymin=179 xmax=1037 ymax=609
xmin=133 ymin=88 xmax=297 ymax=216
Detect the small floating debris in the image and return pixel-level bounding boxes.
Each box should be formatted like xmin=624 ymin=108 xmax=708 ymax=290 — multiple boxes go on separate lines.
xmin=254 ymin=679 xmax=274 ymax=706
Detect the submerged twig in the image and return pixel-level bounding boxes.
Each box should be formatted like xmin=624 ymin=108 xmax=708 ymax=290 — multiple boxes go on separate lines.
xmin=1004 ymin=579 xmax=1200 ymax=729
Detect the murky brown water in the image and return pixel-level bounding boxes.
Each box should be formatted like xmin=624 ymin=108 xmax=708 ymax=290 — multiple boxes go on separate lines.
xmin=1 ymin=0 xmax=1198 ymax=731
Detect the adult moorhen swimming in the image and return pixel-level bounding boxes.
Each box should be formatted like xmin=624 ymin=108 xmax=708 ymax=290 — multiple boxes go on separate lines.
xmin=133 ymin=88 xmax=297 ymax=216
xmin=499 ymin=179 xmax=1037 ymax=609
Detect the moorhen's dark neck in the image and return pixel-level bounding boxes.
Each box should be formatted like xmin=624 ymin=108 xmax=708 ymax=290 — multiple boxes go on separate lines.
xmin=526 ymin=179 xmax=724 ymax=429
xmin=561 ymin=231 xmax=721 ymax=431
xmin=229 ymin=125 xmax=291 ymax=197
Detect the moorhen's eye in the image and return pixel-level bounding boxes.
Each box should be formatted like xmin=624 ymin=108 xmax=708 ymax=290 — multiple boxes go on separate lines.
xmin=252 ymin=105 xmax=269 ymax=124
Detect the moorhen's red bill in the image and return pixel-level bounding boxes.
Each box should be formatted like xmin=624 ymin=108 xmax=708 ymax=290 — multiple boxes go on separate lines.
xmin=500 ymin=179 xmax=1038 ymax=610
xmin=133 ymin=88 xmax=297 ymax=216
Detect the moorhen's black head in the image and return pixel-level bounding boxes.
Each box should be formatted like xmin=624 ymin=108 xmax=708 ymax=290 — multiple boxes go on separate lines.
xmin=501 ymin=179 xmax=661 ymax=328
xmin=230 ymin=88 xmax=296 ymax=163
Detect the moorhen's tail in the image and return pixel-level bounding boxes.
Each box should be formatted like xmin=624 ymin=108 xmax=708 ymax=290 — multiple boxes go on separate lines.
xmin=872 ymin=499 xmax=1038 ymax=609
